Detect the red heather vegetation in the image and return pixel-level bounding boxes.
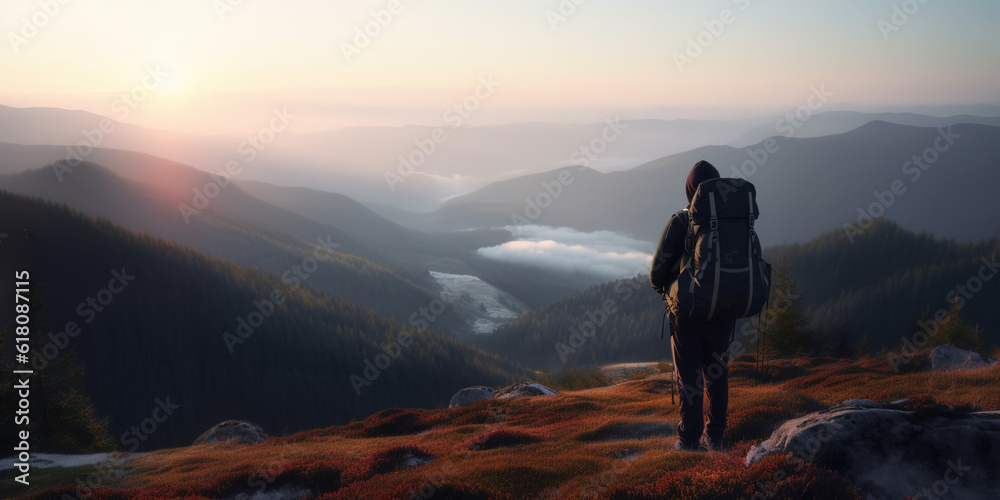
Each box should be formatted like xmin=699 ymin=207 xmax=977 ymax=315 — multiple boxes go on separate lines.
xmin=22 ymin=357 xmax=1000 ymax=499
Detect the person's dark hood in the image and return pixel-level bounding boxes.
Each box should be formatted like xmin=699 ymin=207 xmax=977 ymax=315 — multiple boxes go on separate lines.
xmin=686 ymin=160 xmax=720 ymax=203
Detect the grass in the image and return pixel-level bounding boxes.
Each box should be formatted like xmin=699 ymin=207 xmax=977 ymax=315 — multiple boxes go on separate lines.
xmin=15 ymin=357 xmax=999 ymax=499
xmin=538 ymin=368 xmax=612 ymax=391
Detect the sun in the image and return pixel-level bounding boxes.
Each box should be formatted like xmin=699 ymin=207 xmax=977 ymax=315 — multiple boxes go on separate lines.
xmin=156 ymin=72 xmax=189 ymax=96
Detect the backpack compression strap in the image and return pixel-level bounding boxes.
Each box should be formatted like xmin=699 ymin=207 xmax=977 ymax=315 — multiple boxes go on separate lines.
xmin=743 ymin=191 xmax=756 ymax=318
xmin=706 ymin=192 xmax=721 ymax=321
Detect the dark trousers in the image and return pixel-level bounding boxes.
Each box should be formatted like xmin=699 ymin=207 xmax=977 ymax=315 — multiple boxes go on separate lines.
xmin=670 ymin=313 xmax=734 ymax=444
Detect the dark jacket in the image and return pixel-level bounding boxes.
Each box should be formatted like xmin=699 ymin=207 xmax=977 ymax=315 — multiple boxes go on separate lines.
xmin=649 ymin=209 xmax=689 ymax=295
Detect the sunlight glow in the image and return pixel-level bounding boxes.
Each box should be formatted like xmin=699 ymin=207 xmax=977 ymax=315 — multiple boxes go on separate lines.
xmin=0 ymin=0 xmax=997 ymax=134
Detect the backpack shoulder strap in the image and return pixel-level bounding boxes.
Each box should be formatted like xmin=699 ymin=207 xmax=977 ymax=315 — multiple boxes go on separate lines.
xmin=680 ymin=208 xmax=694 ymax=269
xmin=680 ymin=208 xmax=694 ymax=255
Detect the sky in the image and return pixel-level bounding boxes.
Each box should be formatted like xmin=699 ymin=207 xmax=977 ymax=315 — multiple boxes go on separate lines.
xmin=1 ymin=0 xmax=999 ymax=135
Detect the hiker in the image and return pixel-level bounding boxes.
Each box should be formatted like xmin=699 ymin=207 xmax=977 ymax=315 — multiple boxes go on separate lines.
xmin=650 ymin=160 xmax=769 ymax=452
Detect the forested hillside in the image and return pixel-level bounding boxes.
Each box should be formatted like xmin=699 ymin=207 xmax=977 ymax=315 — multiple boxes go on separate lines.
xmin=486 ymin=219 xmax=1000 ymax=370
xmin=0 ymin=161 xmax=476 ymax=334
xmin=234 ymin=178 xmax=598 ymax=309
xmin=482 ymin=277 xmax=665 ymax=371
xmin=767 ymin=218 xmax=1000 ymax=345
xmin=0 ymin=191 xmax=525 ymax=452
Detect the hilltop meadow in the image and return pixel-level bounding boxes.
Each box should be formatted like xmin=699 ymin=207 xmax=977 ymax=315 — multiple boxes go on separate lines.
xmin=13 ymin=355 xmax=999 ymax=499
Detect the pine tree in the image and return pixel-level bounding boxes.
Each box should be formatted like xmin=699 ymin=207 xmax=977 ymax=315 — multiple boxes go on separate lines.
xmin=936 ymin=302 xmax=992 ymax=355
xmin=0 ymin=326 xmax=113 ymax=453
xmin=856 ymin=333 xmax=872 ymax=358
xmin=758 ymin=253 xmax=813 ymax=359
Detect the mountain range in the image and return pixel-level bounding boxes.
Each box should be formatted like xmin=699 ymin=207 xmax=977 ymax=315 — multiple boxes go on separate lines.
xmin=386 ymin=121 xmax=1000 ymax=245
xmin=2 ymin=104 xmax=999 ymax=454
xmin=6 ymin=104 xmax=1000 ymax=216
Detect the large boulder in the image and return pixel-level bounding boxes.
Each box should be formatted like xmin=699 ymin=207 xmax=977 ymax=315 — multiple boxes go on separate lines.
xmin=448 ymin=382 xmax=559 ymax=408
xmin=929 ymin=345 xmax=998 ymax=371
xmin=493 ymin=382 xmax=559 ymax=400
xmin=449 ymin=383 xmax=559 ymax=408
xmin=449 ymin=386 xmax=497 ymax=408
xmin=746 ymin=400 xmax=1000 ymax=500
xmin=894 ymin=344 xmax=998 ymax=373
xmin=194 ymin=420 xmax=268 ymax=445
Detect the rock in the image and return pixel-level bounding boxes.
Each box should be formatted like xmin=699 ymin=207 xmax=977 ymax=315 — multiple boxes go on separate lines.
xmin=836 ymin=399 xmax=898 ymax=409
xmin=448 ymin=386 xmax=497 ymax=408
xmin=193 ymin=420 xmax=268 ymax=445
xmin=449 ymin=382 xmax=559 ymax=407
xmin=401 ymin=450 xmax=434 ymax=467
xmin=893 ymin=344 xmax=998 ymax=373
xmin=493 ymin=382 xmax=559 ymax=400
xmin=241 ymin=485 xmax=311 ymax=500
xmin=746 ymin=400 xmax=1000 ymax=500
xmin=930 ymin=345 xmax=998 ymax=372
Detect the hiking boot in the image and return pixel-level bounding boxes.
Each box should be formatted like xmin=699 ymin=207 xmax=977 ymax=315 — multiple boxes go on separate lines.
xmin=698 ymin=434 xmax=726 ymax=452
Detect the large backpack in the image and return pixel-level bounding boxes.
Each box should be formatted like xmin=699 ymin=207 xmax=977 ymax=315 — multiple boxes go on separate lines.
xmin=666 ymin=178 xmax=771 ymax=321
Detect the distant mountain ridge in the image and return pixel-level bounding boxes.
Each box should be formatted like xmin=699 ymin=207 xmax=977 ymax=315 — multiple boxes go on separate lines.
xmin=0 ymin=157 xmax=456 ymax=330
xmin=0 ymin=104 xmax=772 ymax=210
xmin=729 ymin=110 xmax=1000 ymax=147
xmin=384 ymin=121 xmax=1000 ymax=245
